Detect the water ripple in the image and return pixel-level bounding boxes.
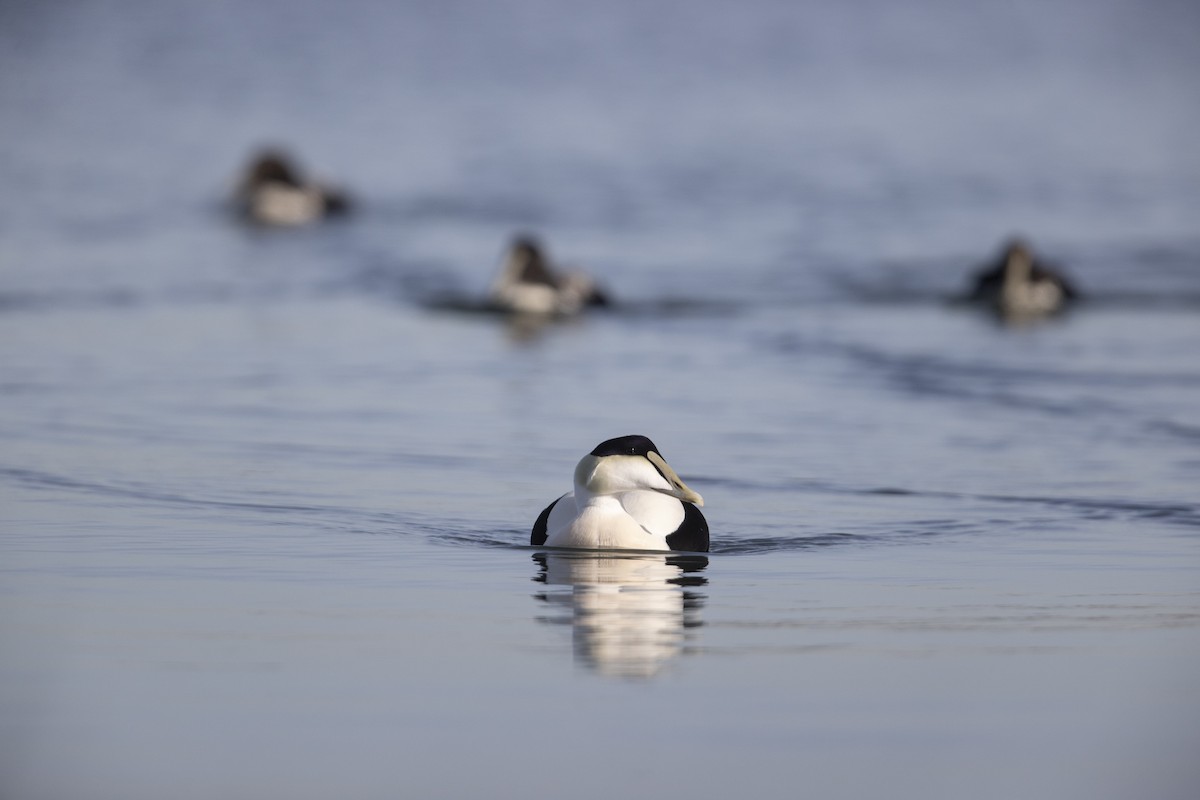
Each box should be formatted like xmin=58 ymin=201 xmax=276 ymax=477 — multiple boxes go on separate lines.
xmin=0 ymin=465 xmax=344 ymax=518
xmin=698 ymin=475 xmax=1200 ymax=530
xmin=7 ymin=463 xmax=1196 ymax=562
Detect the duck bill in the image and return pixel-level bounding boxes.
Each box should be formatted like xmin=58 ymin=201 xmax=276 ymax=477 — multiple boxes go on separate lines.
xmin=647 ymin=451 xmax=704 ymax=507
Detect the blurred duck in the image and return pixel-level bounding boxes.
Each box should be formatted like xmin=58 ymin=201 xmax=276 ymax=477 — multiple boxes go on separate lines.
xmin=489 ymin=235 xmax=610 ymax=315
xmin=967 ymin=238 xmax=1078 ymax=318
xmin=233 ymin=148 xmax=351 ymax=227
xmin=531 ymin=435 xmax=709 ymax=552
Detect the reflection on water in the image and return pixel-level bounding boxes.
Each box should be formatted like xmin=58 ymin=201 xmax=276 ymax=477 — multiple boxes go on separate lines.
xmin=532 ymin=552 xmax=708 ymax=679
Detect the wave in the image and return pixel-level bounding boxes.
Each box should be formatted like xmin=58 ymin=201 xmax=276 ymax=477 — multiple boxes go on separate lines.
xmin=7 ymin=464 xmax=1195 ymax=563
xmin=0 ymin=287 xmax=144 ymax=314
xmin=697 ymin=474 xmax=1200 ymax=530
xmin=376 ymin=194 xmax=553 ymax=226
xmin=770 ymin=333 xmax=1200 ymax=439
xmin=775 ymin=334 xmax=1200 ymax=389
xmin=428 ymin=477 xmax=1200 ymax=556
xmin=0 ymin=465 xmax=346 ymax=517
xmin=711 ymin=532 xmax=870 ymax=554
xmin=0 ymin=283 xmax=316 ymax=316
xmin=1145 ymin=420 xmax=1200 ymax=441
xmin=427 ymin=526 xmax=530 ymax=549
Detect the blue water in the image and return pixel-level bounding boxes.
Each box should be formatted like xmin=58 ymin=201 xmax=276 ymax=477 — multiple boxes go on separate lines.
xmin=2 ymin=1 xmax=1199 ymax=798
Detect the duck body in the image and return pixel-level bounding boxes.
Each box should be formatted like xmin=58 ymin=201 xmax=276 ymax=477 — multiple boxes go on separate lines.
xmin=489 ymin=235 xmax=610 ymax=316
xmin=968 ymin=238 xmax=1078 ymax=318
xmin=532 ymin=435 xmax=709 ymax=553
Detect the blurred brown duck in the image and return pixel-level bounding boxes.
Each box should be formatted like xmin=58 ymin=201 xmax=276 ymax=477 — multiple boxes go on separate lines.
xmin=233 ymin=148 xmax=351 ymax=227
xmin=967 ymin=238 xmax=1078 ymax=318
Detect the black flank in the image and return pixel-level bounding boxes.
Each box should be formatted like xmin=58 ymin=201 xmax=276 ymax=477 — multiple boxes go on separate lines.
xmin=665 ymin=502 xmax=710 ymax=553
xmin=530 ymin=496 xmax=561 ymax=546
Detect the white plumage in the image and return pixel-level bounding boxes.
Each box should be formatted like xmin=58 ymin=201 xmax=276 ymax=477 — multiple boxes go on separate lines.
xmin=531 ymin=435 xmax=709 ymax=552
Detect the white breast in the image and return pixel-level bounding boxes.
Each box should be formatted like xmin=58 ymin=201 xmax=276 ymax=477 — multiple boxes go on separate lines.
xmin=1002 ymin=279 xmax=1063 ymax=316
xmin=491 ymin=282 xmax=562 ymax=315
xmin=544 ymin=491 xmax=684 ymax=551
xmin=250 ymin=184 xmax=324 ymax=226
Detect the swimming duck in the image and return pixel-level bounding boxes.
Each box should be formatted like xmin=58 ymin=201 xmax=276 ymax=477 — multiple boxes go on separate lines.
xmin=967 ymin=238 xmax=1078 ymax=318
xmin=233 ymin=148 xmax=351 ymax=227
xmin=531 ymin=435 xmax=709 ymax=552
xmin=489 ymin=235 xmax=610 ymax=315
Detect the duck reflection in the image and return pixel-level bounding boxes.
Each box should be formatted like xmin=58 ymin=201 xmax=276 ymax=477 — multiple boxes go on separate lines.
xmin=532 ymin=551 xmax=708 ymax=679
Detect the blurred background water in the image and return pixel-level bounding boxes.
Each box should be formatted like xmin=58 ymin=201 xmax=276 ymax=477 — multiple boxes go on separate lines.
xmin=2 ymin=1 xmax=1199 ymax=798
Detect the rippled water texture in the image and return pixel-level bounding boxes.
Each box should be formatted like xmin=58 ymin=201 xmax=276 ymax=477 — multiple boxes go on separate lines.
xmin=2 ymin=1 xmax=1199 ymax=798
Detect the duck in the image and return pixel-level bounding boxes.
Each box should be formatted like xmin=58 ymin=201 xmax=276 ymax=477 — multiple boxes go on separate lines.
xmin=233 ymin=148 xmax=351 ymax=227
xmin=967 ymin=237 xmax=1078 ymax=318
xmin=489 ymin=235 xmax=610 ymax=315
xmin=531 ymin=435 xmax=709 ymax=552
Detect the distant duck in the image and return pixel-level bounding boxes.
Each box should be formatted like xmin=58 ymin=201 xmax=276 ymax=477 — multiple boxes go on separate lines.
xmin=531 ymin=435 xmax=709 ymax=552
xmin=233 ymin=148 xmax=351 ymax=227
xmin=967 ymin=238 xmax=1078 ymax=318
xmin=489 ymin=235 xmax=610 ymax=315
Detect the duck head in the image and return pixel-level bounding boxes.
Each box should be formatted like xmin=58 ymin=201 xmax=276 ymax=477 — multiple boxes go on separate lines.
xmin=573 ymin=435 xmax=704 ymax=506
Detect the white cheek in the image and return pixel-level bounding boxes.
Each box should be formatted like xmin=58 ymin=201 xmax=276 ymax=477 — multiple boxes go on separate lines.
xmin=597 ymin=457 xmax=671 ymax=494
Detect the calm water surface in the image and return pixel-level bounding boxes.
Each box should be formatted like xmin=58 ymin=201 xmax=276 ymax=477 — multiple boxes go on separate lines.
xmin=2 ymin=2 xmax=1199 ymax=798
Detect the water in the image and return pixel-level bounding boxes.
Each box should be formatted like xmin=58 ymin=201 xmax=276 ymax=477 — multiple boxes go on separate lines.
xmin=2 ymin=1 xmax=1199 ymax=798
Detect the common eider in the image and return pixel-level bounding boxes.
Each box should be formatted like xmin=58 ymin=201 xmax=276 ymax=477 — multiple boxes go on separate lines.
xmin=489 ymin=235 xmax=610 ymax=315
xmin=531 ymin=435 xmax=709 ymax=552
xmin=233 ymin=148 xmax=351 ymax=227
xmin=967 ymin=238 xmax=1078 ymax=318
